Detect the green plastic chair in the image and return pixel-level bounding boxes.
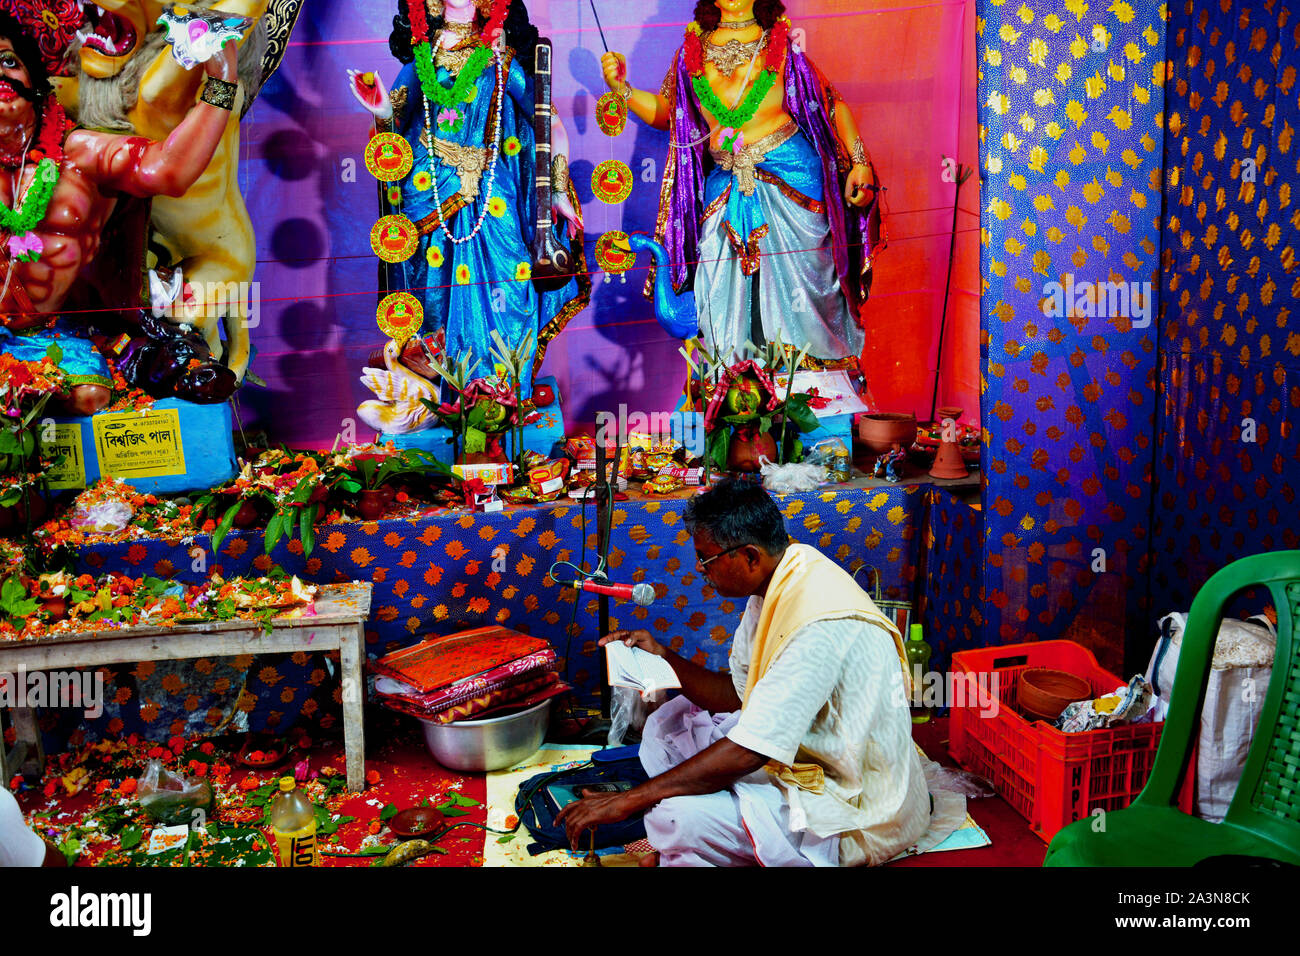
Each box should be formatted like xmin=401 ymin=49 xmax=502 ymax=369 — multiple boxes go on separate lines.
xmin=1044 ymin=551 xmax=1300 ymax=866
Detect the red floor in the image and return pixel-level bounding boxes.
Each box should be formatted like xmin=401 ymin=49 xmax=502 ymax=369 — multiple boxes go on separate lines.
xmin=896 ymin=717 xmax=1047 ymax=867
xmin=15 ymin=713 xmax=1045 ymax=867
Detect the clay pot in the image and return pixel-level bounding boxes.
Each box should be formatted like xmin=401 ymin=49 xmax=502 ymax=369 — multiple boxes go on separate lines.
xmin=929 ymin=441 xmax=970 ymax=480
xmin=357 ymin=489 xmax=388 ymax=520
xmin=929 ymin=407 xmax=970 ymax=480
xmin=0 ymin=491 xmax=47 ymax=531
xmin=389 ymin=806 xmax=445 ymax=839
xmin=1017 ymin=668 xmax=1093 ymax=722
xmin=232 ymin=500 xmax=261 ymax=528
xmin=40 ymin=596 xmax=68 ymax=622
xmin=858 ymin=412 xmax=918 ymax=455
xmin=727 ymin=430 xmax=777 ymax=473
xmin=457 ymin=451 xmax=503 ymax=466
xmin=532 ymin=384 xmax=555 ymax=408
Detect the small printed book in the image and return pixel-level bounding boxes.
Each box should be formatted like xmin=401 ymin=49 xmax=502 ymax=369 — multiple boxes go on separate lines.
xmin=545 ymin=780 xmax=636 ymax=812
xmin=604 ymin=642 xmax=681 ymax=700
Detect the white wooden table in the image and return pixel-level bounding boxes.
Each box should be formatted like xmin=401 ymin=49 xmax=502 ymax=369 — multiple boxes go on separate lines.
xmin=0 ymin=583 xmax=372 ymax=792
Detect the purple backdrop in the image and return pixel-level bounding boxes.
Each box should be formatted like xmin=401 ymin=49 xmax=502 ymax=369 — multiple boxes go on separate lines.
xmin=232 ymin=0 xmax=977 ymax=447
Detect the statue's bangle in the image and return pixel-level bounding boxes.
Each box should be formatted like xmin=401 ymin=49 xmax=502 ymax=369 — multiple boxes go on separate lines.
xmin=552 ymin=154 xmax=569 ymax=194
xmin=200 ymin=76 xmax=238 ymax=111
xmin=850 ymin=136 xmax=870 ymax=169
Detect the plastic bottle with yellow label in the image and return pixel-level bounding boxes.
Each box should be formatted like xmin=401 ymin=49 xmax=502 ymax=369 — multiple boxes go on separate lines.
xmin=270 ymin=777 xmax=318 ymax=867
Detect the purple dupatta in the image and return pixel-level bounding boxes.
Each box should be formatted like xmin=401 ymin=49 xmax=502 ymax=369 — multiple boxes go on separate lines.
xmin=648 ymin=33 xmax=877 ymax=320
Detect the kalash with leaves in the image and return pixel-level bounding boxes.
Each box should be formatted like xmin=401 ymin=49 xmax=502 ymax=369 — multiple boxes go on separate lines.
xmin=421 ymin=329 xmax=536 ymax=470
xmin=0 ymin=347 xmax=66 ymax=531
xmin=687 ymin=334 xmax=829 ymax=473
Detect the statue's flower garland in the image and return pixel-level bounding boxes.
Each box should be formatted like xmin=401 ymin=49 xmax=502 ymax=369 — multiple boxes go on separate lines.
xmin=407 ymin=0 xmax=509 ymax=134
xmin=407 ymin=0 xmax=512 ymax=245
xmin=684 ymin=16 xmax=789 ymax=132
xmin=0 ymin=98 xmax=70 ymax=263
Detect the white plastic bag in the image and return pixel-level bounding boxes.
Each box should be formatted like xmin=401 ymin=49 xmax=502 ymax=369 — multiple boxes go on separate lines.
xmin=758 ymin=457 xmax=826 ymax=494
xmin=1146 ymin=612 xmax=1276 ymax=822
xmin=136 ymin=758 xmax=214 ymax=826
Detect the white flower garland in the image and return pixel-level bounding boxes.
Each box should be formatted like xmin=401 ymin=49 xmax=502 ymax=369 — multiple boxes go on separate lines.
xmin=423 ymin=51 xmax=505 ymax=247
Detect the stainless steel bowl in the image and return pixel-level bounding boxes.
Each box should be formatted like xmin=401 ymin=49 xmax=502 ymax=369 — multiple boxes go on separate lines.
xmin=419 ymin=698 xmax=551 ymax=772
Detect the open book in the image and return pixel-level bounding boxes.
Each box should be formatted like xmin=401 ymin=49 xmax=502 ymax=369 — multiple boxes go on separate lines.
xmin=605 ymin=642 xmax=681 ymax=700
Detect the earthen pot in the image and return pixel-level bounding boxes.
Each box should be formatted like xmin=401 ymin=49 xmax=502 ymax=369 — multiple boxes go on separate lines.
xmin=389 ymin=806 xmax=445 ymax=838
xmin=929 ymin=407 xmax=970 ymax=480
xmin=929 ymin=440 xmax=970 ymax=480
xmin=40 ymin=596 xmax=68 ymax=622
xmin=858 ymin=412 xmax=918 ymax=455
xmin=1017 ymin=667 xmax=1093 ymax=722
xmin=727 ymin=430 xmax=777 ymax=473
xmin=457 ymin=451 xmax=503 ymax=466
xmin=232 ymin=500 xmax=261 ymax=528
xmin=357 ymin=489 xmax=388 ymax=520
xmin=0 ymin=490 xmax=46 ymax=531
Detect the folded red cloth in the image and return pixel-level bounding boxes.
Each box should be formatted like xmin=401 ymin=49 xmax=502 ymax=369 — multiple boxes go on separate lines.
xmin=378 ymin=671 xmax=569 ymax=723
xmin=371 ymin=626 xmax=551 ymax=693
xmin=448 ymin=681 xmax=572 ymax=723
xmin=375 ymin=650 xmax=558 ymax=713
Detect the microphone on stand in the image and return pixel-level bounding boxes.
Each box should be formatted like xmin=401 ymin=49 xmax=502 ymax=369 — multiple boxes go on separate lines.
xmin=571 ymin=577 xmax=657 ymax=607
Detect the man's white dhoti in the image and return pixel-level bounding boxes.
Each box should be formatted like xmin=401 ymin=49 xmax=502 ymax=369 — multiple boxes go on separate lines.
xmin=640 ymin=695 xmax=840 ymax=867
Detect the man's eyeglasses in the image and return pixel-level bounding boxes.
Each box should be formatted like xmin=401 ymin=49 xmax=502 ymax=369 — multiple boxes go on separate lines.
xmin=696 ymin=545 xmax=744 ymax=568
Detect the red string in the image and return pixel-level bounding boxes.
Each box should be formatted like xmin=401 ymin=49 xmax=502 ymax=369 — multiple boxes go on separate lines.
xmin=3 ymin=226 xmax=977 ymax=320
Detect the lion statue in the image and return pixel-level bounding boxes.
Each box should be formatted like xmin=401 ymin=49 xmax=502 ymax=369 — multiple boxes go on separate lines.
xmin=58 ymin=0 xmax=272 ymax=388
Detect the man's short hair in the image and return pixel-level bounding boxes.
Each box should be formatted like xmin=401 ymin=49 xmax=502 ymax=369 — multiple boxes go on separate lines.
xmin=683 ymin=478 xmax=790 ymax=555
xmin=0 ymin=12 xmax=51 ymax=98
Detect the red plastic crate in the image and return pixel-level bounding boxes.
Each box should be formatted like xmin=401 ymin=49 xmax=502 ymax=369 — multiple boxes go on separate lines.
xmin=949 ymin=640 xmax=1191 ymax=841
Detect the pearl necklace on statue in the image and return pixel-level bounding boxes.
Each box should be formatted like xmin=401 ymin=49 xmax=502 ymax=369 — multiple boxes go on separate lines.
xmin=718 ymin=17 xmax=758 ymax=29
xmin=424 ymin=52 xmax=505 ymax=246
xmin=408 ymin=0 xmax=512 ymax=245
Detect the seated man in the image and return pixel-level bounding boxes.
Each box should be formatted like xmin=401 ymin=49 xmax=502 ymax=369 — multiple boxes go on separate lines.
xmin=556 ymin=478 xmax=931 ymax=866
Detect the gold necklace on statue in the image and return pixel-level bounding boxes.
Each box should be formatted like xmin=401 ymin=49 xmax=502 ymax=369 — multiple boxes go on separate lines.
xmin=704 ymin=31 xmax=767 ymax=77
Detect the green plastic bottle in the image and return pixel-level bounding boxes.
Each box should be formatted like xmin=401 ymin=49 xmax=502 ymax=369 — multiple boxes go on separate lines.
xmin=905 ymin=623 xmax=932 ymax=724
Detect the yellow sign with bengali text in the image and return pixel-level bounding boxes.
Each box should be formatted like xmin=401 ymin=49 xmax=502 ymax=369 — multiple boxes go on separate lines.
xmin=92 ymin=409 xmax=186 ymax=479
xmin=43 ymin=423 xmax=87 ymax=490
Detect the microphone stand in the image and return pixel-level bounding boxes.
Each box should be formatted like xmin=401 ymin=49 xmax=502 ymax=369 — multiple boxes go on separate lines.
xmin=593 ymin=429 xmax=620 ymax=720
